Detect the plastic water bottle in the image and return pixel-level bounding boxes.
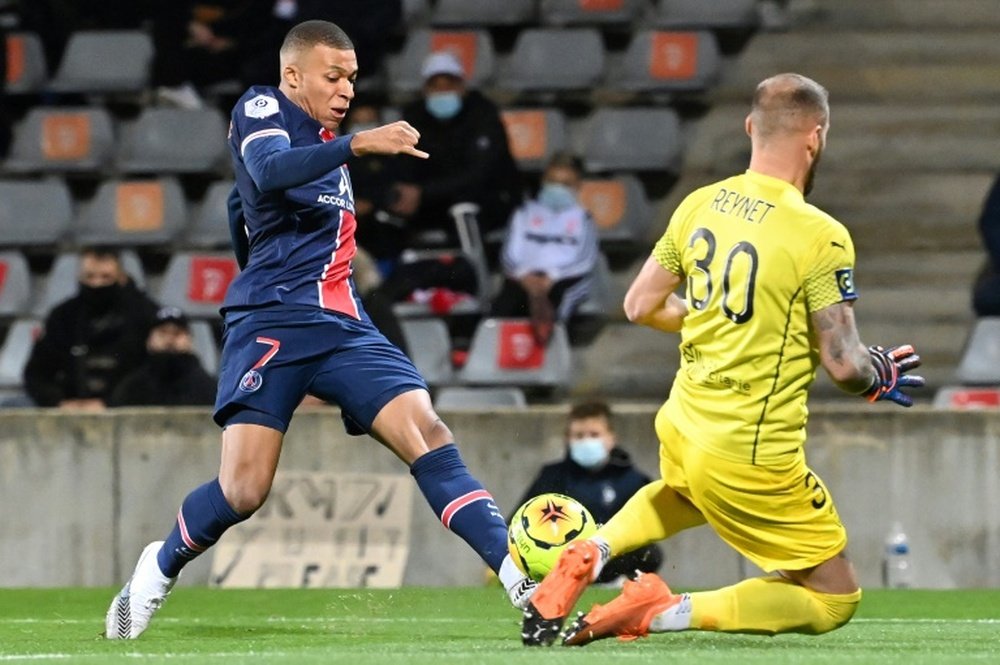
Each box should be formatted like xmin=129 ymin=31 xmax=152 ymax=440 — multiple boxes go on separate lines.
xmin=881 ymin=521 xmax=914 ymax=588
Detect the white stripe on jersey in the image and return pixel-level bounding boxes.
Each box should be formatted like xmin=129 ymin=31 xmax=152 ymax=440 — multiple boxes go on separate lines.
xmin=240 ymin=128 xmax=291 ymax=156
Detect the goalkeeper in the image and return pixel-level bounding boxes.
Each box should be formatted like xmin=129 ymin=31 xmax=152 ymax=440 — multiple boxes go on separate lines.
xmin=522 ymin=73 xmax=924 ymax=646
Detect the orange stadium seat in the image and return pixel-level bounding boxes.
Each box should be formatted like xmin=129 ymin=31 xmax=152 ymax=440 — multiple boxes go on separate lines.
xmin=578 ymin=173 xmax=653 ymax=245
xmin=74 ymin=178 xmax=187 ymax=247
xmin=388 ymin=29 xmax=496 ymax=96
xmin=5 ymin=32 xmax=47 ymax=94
xmin=501 ymin=108 xmax=568 ymax=171
xmin=610 ymin=30 xmax=722 ymax=94
xmin=4 ymin=107 xmax=114 ymax=174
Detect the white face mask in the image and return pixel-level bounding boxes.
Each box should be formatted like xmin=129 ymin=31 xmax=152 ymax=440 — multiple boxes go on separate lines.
xmin=569 ymin=437 xmax=608 ymax=469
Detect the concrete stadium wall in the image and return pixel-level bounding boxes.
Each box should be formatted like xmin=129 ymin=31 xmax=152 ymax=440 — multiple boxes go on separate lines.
xmin=1 ymin=406 xmax=998 ymax=590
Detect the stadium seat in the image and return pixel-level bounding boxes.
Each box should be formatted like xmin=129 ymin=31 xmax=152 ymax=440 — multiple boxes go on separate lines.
xmin=579 ymin=107 xmax=682 ymax=172
xmin=401 ymin=0 xmax=432 ymax=24
xmin=578 ymin=173 xmax=654 ymax=246
xmin=501 ymin=108 xmax=568 ymax=171
xmin=933 ymin=386 xmax=1000 ymax=410
xmin=457 ymin=318 xmax=572 ymax=389
xmin=158 ymin=252 xmax=240 ymax=318
xmin=0 ymin=318 xmax=42 ymax=390
xmin=188 ymin=319 xmax=220 ymax=377
xmin=74 ymin=178 xmax=187 ymax=247
xmin=955 ymin=318 xmax=1000 ymax=385
xmin=48 ymin=30 xmax=154 ymax=94
xmin=184 ymin=180 xmax=236 ymax=249
xmin=434 ymin=386 xmax=527 ymax=410
xmin=117 ymin=108 xmax=229 ymax=174
xmin=574 ymin=251 xmax=614 ymax=317
xmin=539 ymin=0 xmax=646 ymax=27
xmin=653 ymin=0 xmax=760 ymax=29
xmin=32 ymin=250 xmax=146 ymax=317
xmin=5 ymin=32 xmax=47 ymax=94
xmin=0 ymin=251 xmax=31 ymax=318
xmin=0 ymin=179 xmax=73 ymax=247
xmin=3 ymin=107 xmax=115 ymax=174
xmin=609 ymin=30 xmax=722 ymax=94
xmin=400 ymin=317 xmax=454 ymax=386
xmin=431 ymin=0 xmax=536 ymax=26
xmin=387 ymin=30 xmax=496 ymax=96
xmin=495 ymin=29 xmax=605 ymax=97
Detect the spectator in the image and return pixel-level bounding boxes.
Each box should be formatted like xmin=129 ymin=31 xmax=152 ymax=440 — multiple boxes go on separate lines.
xmin=516 ymin=400 xmax=664 ymax=585
xmin=973 ymin=172 xmax=1000 ymax=316
xmin=391 ymin=50 xmax=522 ymax=247
xmin=23 ymin=246 xmax=159 ymax=409
xmin=109 ymin=307 xmax=217 ymax=407
xmin=491 ymin=153 xmax=600 ymax=345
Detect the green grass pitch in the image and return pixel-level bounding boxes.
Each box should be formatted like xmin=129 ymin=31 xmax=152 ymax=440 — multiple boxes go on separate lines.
xmin=1 ymin=587 xmax=998 ymax=664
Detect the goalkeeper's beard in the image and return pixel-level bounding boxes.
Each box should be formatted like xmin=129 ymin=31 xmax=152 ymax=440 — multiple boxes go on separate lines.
xmin=804 ymin=145 xmax=823 ymax=196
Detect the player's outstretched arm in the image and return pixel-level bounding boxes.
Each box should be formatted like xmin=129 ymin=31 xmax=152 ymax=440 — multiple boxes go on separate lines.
xmin=811 ymin=302 xmax=925 ymax=407
xmin=623 ymin=256 xmax=687 ymax=333
xmin=350 ymin=121 xmax=429 ymax=159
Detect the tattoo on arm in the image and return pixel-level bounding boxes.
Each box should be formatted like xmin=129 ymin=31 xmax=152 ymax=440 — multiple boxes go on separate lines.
xmin=812 ymin=303 xmax=876 ymax=395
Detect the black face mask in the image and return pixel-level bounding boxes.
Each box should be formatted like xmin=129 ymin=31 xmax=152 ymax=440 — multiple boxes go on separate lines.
xmin=148 ymin=351 xmax=198 ymax=379
xmin=79 ymin=282 xmax=121 ymax=310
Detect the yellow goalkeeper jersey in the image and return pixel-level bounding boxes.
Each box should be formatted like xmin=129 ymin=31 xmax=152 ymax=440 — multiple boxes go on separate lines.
xmin=653 ymin=170 xmax=858 ymax=464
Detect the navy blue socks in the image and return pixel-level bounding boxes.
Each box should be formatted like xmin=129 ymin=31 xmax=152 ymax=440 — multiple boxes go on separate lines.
xmin=157 ymin=478 xmax=246 ymax=578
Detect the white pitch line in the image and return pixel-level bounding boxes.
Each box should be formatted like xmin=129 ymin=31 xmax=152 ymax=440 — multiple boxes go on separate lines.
xmin=0 ymin=653 xmax=291 ymax=662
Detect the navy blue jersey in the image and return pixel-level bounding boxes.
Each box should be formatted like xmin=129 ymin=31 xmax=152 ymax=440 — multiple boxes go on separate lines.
xmin=226 ymin=86 xmax=362 ymax=318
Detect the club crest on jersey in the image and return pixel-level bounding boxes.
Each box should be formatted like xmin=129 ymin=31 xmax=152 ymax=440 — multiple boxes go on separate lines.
xmin=835 ymin=268 xmax=857 ymax=300
xmin=244 ymin=94 xmax=278 ymax=119
xmin=239 ymin=369 xmax=263 ymax=393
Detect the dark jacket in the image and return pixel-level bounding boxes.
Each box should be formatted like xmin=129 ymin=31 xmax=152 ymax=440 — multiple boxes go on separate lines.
xmin=398 ymin=90 xmax=522 ymax=240
xmin=517 ymin=447 xmax=652 ymax=525
xmin=109 ymin=352 xmax=217 ymax=407
xmin=23 ymin=281 xmax=159 ymax=406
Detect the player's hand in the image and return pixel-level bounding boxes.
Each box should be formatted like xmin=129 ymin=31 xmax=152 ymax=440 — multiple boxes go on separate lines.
xmin=350 ymin=121 xmax=429 ymax=159
xmin=863 ymin=344 xmax=925 ymax=407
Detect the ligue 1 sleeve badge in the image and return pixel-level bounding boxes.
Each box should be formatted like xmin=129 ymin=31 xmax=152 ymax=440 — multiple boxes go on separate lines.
xmin=239 ymin=369 xmax=263 ymax=393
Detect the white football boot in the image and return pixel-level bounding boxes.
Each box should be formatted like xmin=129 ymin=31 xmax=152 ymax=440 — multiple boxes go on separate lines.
xmin=105 ymin=541 xmax=178 ymax=639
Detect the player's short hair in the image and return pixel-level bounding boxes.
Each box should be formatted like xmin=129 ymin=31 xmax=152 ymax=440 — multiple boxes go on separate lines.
xmin=545 ymin=152 xmax=583 ymax=176
xmin=750 ymin=73 xmax=829 ymax=139
xmin=568 ymin=400 xmax=614 ymax=428
xmin=280 ymin=20 xmax=354 ymax=60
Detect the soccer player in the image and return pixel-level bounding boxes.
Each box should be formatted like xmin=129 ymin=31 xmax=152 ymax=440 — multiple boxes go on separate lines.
xmin=520 ymin=73 xmax=925 ymax=646
xmin=105 ymin=20 xmax=536 ymax=640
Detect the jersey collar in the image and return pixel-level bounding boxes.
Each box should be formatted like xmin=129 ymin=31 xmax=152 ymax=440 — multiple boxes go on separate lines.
xmin=744 ymin=169 xmax=803 ymax=200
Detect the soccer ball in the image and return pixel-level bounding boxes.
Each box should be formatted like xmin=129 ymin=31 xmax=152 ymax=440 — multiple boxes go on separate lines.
xmin=508 ymin=493 xmax=597 ymax=581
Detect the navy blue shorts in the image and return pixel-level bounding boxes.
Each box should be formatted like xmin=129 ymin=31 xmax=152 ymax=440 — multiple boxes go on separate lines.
xmin=213 ymin=307 xmax=427 ymax=435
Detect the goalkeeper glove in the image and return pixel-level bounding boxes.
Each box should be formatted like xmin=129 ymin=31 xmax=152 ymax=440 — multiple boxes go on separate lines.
xmin=863 ymin=344 xmax=925 ymax=407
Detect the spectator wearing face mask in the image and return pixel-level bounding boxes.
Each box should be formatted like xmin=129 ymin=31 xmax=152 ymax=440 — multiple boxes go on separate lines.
xmin=23 ymin=246 xmax=160 ymax=409
xmin=390 ymin=50 xmax=522 ymax=247
xmin=491 ymin=153 xmax=600 ymax=345
xmin=109 ymin=307 xmax=218 ymax=407
xmin=515 ymin=400 xmax=663 ymax=585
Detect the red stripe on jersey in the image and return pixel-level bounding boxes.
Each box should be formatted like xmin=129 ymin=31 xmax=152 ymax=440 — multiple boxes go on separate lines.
xmin=440 ymin=489 xmax=493 ymax=529
xmin=318 ymin=208 xmax=360 ymax=318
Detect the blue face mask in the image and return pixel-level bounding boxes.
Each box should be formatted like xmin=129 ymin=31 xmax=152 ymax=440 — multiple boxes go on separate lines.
xmin=569 ymin=437 xmax=608 ymax=469
xmin=538 ymin=183 xmax=577 ymax=212
xmin=425 ymin=92 xmax=463 ymax=120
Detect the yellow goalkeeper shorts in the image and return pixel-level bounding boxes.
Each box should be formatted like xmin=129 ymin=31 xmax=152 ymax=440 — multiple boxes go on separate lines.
xmin=655 ymin=407 xmax=848 ymax=572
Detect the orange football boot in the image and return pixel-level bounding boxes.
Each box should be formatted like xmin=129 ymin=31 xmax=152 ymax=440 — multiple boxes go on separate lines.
xmin=562 ymin=572 xmax=684 ymax=646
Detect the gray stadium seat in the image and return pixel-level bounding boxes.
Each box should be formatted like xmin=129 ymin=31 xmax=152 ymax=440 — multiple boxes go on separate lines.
xmin=578 ymin=173 xmax=654 ymax=245
xmin=540 ymin=0 xmax=645 ymax=26
xmin=434 ymin=386 xmax=527 ymax=410
xmin=579 ymin=107 xmax=682 ymax=172
xmin=457 ymin=318 xmax=572 ymax=389
xmin=501 ymin=108 xmax=568 ymax=171
xmin=432 ymin=0 xmax=536 ymax=26
xmin=653 ymin=0 xmax=760 ymax=29
xmin=158 ymin=251 xmax=240 ymax=318
xmin=609 ymin=30 xmax=722 ymax=94
xmin=955 ymin=318 xmax=1000 ymax=385
xmin=184 ymin=180 xmax=236 ymax=249
xmin=5 ymin=32 xmax=47 ymax=94
xmin=4 ymin=107 xmax=115 ymax=174
xmin=0 ymin=179 xmax=73 ymax=247
xmin=495 ymin=29 xmax=605 ymax=96
xmin=75 ymin=178 xmax=187 ymax=247
xmin=0 ymin=252 xmax=31 ymax=318
xmin=402 ymin=0 xmax=432 ymax=24
xmin=0 ymin=318 xmax=42 ymax=390
xmin=188 ymin=320 xmax=220 ymax=377
xmin=387 ymin=29 xmax=496 ymax=96
xmin=117 ymin=108 xmax=229 ymax=174
xmin=48 ymin=30 xmax=154 ymax=94
xmin=32 ymin=250 xmax=146 ymax=317
xmin=400 ymin=318 xmax=454 ymax=386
